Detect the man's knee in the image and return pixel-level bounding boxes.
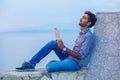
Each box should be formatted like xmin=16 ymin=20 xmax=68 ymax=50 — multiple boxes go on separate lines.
xmin=48 ymin=40 xmax=57 ymax=47
xmin=50 ymin=40 xmax=57 ymax=44
xmin=46 ymin=62 xmax=53 ymax=72
xmin=46 ymin=60 xmax=58 ymax=72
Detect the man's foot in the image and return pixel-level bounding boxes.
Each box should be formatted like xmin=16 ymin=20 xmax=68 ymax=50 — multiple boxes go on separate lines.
xmin=16 ymin=61 xmax=35 ymax=72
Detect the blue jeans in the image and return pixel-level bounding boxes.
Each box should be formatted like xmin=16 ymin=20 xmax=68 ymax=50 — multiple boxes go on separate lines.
xmin=29 ymin=40 xmax=81 ymax=72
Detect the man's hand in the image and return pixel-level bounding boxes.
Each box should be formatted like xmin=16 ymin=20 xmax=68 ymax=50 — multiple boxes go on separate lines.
xmin=57 ymin=40 xmax=64 ymax=50
xmin=57 ymin=39 xmax=81 ymax=60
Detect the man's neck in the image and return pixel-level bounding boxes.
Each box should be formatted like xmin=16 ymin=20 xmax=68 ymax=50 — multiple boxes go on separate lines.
xmin=80 ymin=27 xmax=88 ymax=32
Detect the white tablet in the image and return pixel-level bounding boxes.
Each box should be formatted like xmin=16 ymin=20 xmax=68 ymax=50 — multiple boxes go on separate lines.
xmin=54 ymin=28 xmax=61 ymax=40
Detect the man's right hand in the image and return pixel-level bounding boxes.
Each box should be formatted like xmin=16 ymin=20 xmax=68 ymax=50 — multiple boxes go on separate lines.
xmin=57 ymin=40 xmax=65 ymax=50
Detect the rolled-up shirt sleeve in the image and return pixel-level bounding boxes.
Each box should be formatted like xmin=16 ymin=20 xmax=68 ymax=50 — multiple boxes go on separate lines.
xmin=78 ymin=35 xmax=94 ymax=59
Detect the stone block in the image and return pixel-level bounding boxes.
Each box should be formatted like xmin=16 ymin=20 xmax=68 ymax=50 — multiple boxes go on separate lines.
xmin=41 ymin=75 xmax=52 ymax=80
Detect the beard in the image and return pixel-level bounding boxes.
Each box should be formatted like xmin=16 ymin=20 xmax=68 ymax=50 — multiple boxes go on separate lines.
xmin=79 ymin=22 xmax=86 ymax=27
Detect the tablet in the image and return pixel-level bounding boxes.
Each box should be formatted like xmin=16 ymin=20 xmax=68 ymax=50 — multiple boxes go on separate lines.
xmin=54 ymin=28 xmax=61 ymax=40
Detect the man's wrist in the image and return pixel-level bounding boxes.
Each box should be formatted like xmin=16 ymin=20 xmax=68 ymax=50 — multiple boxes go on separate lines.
xmin=63 ymin=46 xmax=67 ymax=52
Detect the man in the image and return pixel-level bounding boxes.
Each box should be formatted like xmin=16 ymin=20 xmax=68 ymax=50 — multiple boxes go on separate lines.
xmin=16 ymin=11 xmax=97 ymax=72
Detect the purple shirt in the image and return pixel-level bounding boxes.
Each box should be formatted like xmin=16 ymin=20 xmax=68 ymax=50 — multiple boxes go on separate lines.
xmin=69 ymin=28 xmax=95 ymax=67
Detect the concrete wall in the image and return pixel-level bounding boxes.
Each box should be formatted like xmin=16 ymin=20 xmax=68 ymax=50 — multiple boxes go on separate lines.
xmin=85 ymin=12 xmax=120 ymax=80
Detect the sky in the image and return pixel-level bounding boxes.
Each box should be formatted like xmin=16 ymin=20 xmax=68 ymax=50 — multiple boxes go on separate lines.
xmin=0 ymin=0 xmax=120 ymax=32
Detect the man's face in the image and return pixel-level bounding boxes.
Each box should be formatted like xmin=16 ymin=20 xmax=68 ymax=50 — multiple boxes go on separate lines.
xmin=79 ymin=14 xmax=89 ymax=27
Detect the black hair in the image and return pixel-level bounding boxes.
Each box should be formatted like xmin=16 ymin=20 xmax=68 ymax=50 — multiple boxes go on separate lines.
xmin=85 ymin=11 xmax=97 ymax=28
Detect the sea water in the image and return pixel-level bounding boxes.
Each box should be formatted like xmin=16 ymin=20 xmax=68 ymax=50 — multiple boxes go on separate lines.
xmin=0 ymin=30 xmax=78 ymax=72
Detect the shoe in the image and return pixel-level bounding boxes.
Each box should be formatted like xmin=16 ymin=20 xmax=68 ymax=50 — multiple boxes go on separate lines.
xmin=16 ymin=61 xmax=35 ymax=71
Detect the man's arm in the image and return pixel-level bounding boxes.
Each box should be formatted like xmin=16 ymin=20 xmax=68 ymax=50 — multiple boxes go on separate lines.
xmin=65 ymin=48 xmax=82 ymax=60
xmin=57 ymin=40 xmax=82 ymax=60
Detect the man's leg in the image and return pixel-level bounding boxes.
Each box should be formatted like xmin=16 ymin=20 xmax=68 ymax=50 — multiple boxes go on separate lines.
xmin=46 ymin=58 xmax=81 ymax=72
xmin=29 ymin=40 xmax=69 ymax=67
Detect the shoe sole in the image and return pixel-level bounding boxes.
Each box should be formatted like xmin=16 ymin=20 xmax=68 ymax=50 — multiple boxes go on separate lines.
xmin=15 ymin=69 xmax=37 ymax=72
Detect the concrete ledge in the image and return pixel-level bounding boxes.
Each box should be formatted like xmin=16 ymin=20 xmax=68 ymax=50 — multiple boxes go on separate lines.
xmin=0 ymin=68 xmax=87 ymax=80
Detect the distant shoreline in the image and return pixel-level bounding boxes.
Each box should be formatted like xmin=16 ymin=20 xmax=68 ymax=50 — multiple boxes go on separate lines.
xmin=0 ymin=29 xmax=79 ymax=34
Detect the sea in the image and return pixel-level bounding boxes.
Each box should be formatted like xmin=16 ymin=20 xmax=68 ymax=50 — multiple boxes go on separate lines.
xmin=0 ymin=29 xmax=79 ymax=72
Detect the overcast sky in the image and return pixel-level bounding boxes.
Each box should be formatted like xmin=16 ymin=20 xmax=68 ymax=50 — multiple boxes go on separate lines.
xmin=0 ymin=0 xmax=120 ymax=32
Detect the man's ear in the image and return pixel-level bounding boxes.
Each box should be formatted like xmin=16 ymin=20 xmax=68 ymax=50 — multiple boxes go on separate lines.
xmin=87 ymin=22 xmax=91 ymax=27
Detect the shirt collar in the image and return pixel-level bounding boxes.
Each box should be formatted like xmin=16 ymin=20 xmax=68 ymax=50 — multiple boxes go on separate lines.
xmin=79 ymin=28 xmax=90 ymax=35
